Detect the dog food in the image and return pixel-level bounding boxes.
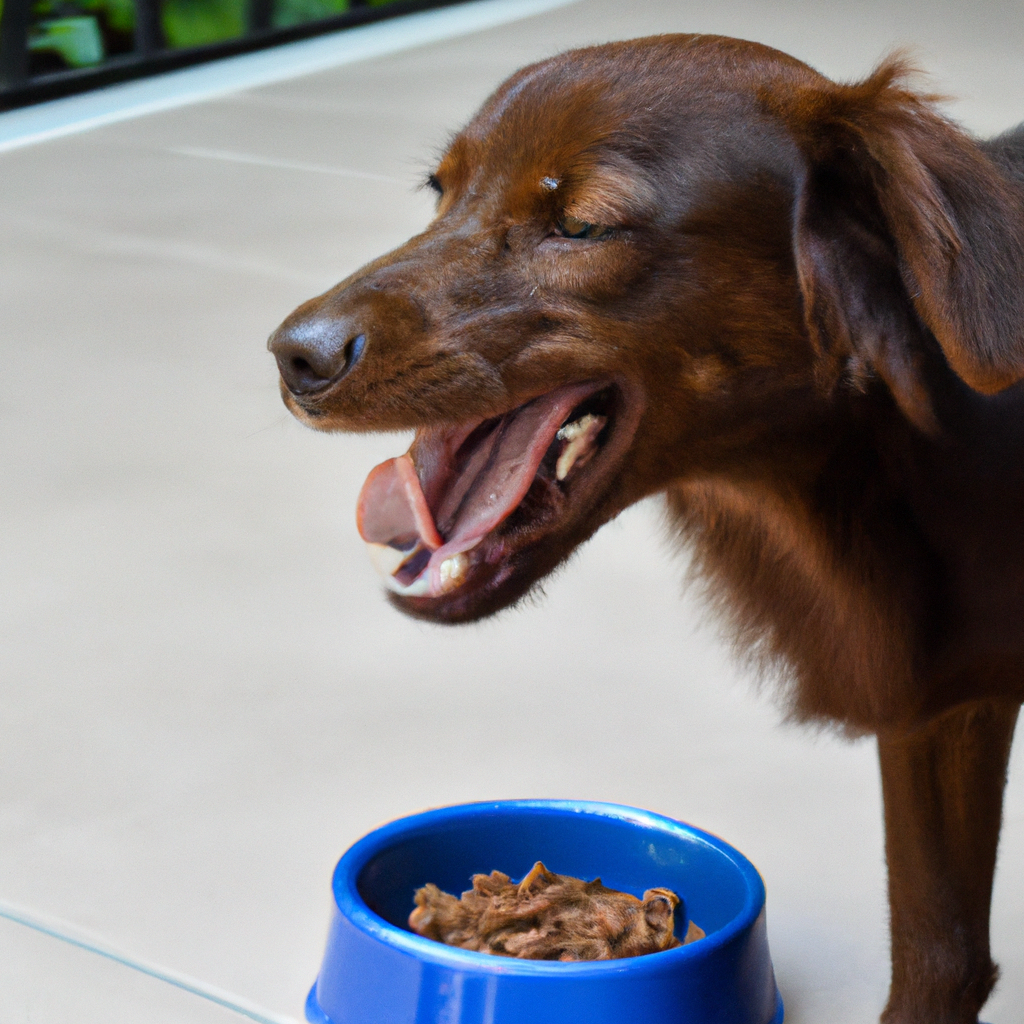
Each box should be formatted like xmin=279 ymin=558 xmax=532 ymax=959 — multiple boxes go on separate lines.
xmin=409 ymin=861 xmax=704 ymax=961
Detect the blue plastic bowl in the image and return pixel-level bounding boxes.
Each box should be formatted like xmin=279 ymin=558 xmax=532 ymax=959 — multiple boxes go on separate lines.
xmin=306 ymin=800 xmax=783 ymax=1024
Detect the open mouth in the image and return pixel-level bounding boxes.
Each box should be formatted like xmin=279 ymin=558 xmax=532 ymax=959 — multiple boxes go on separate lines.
xmin=356 ymin=381 xmax=629 ymax=611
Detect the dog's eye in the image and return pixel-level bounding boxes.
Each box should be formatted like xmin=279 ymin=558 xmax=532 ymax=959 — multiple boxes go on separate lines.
xmin=556 ymin=215 xmax=611 ymax=240
xmin=426 ymin=174 xmax=443 ymax=196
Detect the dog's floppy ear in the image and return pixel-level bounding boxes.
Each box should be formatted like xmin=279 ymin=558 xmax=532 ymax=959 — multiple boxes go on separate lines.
xmin=780 ymin=58 xmax=1024 ymax=426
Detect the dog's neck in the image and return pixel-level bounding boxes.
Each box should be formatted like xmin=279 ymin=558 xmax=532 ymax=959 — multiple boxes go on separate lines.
xmin=665 ymin=355 xmax=1024 ymax=730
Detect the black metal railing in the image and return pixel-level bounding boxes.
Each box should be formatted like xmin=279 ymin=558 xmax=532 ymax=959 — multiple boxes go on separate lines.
xmin=0 ymin=0 xmax=465 ymax=109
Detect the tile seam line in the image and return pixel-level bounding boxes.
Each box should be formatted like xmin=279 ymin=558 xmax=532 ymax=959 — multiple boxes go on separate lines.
xmin=167 ymin=145 xmax=409 ymax=182
xmin=0 ymin=0 xmax=580 ymax=153
xmin=0 ymin=898 xmax=300 ymax=1024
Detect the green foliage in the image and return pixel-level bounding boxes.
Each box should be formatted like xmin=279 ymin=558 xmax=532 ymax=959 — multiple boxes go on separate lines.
xmin=273 ymin=0 xmax=348 ymax=29
xmin=7 ymin=0 xmax=413 ymax=73
xmin=162 ymin=0 xmax=246 ymax=47
xmin=94 ymin=0 xmax=133 ymax=33
xmin=29 ymin=15 xmax=104 ymax=65
xmin=32 ymin=0 xmax=134 ymax=30
xmin=24 ymin=0 xmax=136 ymax=69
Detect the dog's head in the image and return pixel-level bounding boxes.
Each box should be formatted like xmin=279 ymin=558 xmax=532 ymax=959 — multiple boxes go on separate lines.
xmin=269 ymin=35 xmax=1024 ymax=623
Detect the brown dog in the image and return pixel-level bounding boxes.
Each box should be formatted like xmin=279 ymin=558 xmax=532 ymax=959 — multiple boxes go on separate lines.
xmin=269 ymin=35 xmax=1024 ymax=1024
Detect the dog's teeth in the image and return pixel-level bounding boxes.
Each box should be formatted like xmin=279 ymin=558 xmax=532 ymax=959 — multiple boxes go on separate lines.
xmin=366 ymin=542 xmax=412 ymax=580
xmin=555 ymin=413 xmax=607 ymax=481
xmin=366 ymin=540 xmax=432 ymax=596
xmin=557 ymin=414 xmax=596 ymax=442
xmin=366 ymin=540 xmax=472 ymax=598
xmin=439 ymin=552 xmax=469 ymax=592
xmin=387 ymin=574 xmax=431 ymax=597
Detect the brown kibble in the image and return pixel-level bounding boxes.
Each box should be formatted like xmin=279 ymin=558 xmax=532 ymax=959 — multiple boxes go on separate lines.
xmin=408 ymin=862 xmax=704 ymax=961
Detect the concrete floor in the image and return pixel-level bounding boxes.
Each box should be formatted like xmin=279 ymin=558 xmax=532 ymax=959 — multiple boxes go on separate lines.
xmin=1 ymin=0 xmax=1023 ymax=1021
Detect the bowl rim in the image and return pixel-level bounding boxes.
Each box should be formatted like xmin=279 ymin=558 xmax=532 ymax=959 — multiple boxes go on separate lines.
xmin=330 ymin=799 xmax=767 ymax=977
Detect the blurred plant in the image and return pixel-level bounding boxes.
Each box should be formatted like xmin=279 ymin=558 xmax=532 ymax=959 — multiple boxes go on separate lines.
xmin=273 ymin=0 xmax=347 ymax=29
xmin=162 ymin=0 xmax=401 ymax=46
xmin=29 ymin=15 xmax=103 ymax=65
xmin=27 ymin=0 xmax=135 ymax=70
xmin=8 ymin=0 xmax=410 ymax=77
xmin=161 ymin=0 xmax=244 ymax=47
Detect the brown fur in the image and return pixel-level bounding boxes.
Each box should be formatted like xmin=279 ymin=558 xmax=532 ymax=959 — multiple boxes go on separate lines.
xmin=270 ymin=36 xmax=1024 ymax=1022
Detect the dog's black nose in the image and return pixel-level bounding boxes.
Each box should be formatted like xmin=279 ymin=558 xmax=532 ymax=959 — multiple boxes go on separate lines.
xmin=268 ymin=320 xmax=366 ymax=395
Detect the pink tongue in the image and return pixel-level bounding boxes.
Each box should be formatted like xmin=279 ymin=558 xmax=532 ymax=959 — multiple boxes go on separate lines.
xmin=356 ymin=382 xmax=598 ymax=575
xmin=356 ymin=454 xmax=443 ymax=550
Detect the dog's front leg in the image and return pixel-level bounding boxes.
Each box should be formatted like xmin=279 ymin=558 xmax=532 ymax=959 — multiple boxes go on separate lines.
xmin=878 ymin=700 xmax=1019 ymax=1024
